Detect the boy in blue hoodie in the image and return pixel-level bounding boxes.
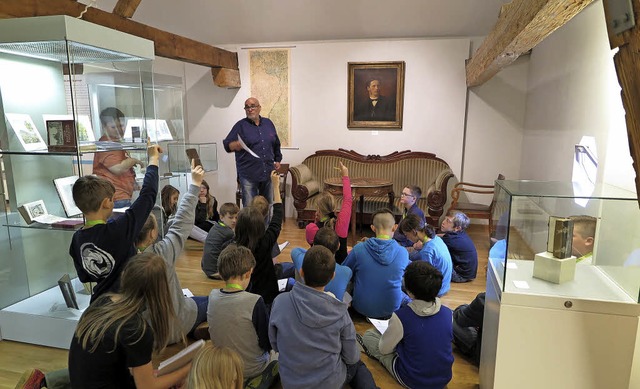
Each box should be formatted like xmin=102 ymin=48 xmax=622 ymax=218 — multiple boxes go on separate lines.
xmin=343 ymin=208 xmax=410 ymax=319
xmin=269 ymin=246 xmax=378 ymax=389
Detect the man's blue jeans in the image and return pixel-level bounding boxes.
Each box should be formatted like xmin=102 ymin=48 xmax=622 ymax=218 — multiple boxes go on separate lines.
xmin=239 ymin=177 xmax=273 ymax=207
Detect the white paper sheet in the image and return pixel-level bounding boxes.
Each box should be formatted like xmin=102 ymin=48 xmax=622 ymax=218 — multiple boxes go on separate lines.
xmin=238 ymin=135 xmax=259 ymax=158
xmin=367 ymin=318 xmax=390 ymax=334
xmin=182 ymin=288 xmax=194 ymax=297
xmin=277 ymin=279 xmax=288 ymax=292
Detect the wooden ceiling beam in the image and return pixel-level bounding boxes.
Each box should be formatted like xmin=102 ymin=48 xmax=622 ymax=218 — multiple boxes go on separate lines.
xmin=113 ymin=0 xmax=142 ymax=18
xmin=466 ymin=0 xmax=595 ymax=87
xmin=603 ymin=0 xmax=640 ymax=204
xmin=0 ymin=0 xmax=239 ymax=82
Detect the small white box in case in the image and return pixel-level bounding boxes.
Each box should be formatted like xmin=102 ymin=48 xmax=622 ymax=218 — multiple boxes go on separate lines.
xmin=532 ymin=251 xmax=576 ymax=284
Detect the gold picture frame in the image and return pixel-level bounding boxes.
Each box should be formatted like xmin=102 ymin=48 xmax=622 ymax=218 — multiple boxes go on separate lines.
xmin=347 ymin=61 xmax=405 ymax=129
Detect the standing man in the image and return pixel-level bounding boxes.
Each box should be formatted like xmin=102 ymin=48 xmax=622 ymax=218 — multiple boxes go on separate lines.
xmin=354 ymin=78 xmax=396 ymax=121
xmin=224 ymin=97 xmax=282 ymax=207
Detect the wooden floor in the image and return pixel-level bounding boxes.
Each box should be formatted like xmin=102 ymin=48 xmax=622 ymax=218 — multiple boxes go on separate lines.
xmin=0 ymin=218 xmax=489 ymax=389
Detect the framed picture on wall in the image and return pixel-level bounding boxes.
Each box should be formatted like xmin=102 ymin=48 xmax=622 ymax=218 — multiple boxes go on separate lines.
xmin=347 ymin=61 xmax=405 ymax=129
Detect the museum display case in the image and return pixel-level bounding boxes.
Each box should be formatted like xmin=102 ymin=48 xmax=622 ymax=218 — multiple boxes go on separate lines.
xmin=0 ymin=16 xmax=186 ymax=348
xmin=481 ymin=180 xmax=640 ymax=389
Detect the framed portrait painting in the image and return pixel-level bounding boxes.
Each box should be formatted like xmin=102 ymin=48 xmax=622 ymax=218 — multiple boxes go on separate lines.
xmin=347 ymin=61 xmax=405 ymax=129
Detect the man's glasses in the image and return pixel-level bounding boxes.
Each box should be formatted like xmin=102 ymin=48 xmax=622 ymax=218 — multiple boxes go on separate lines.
xmin=400 ymin=192 xmax=414 ymax=197
xmin=244 ymin=105 xmax=260 ymax=110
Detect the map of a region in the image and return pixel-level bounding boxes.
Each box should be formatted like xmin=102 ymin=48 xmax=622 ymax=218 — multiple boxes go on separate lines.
xmin=249 ymin=49 xmax=291 ymax=146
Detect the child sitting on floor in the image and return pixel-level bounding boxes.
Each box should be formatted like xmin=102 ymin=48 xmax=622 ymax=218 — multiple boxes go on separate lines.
xmin=70 ymin=143 xmax=160 ymax=303
xmin=359 ymin=261 xmax=453 ymax=389
xmin=399 ymin=214 xmax=452 ymax=296
xmin=202 ymin=202 xmax=240 ymax=279
xmin=235 ymin=171 xmax=284 ymax=306
xmin=291 ymin=227 xmax=353 ymax=301
xmin=305 ymin=161 xmax=352 ymax=263
xmin=207 ymin=244 xmax=279 ymax=389
xmin=343 ymin=209 xmax=410 ymax=319
xmin=187 ymin=342 xmax=244 ymax=389
xmin=440 ymin=210 xmax=478 ymax=283
xmin=136 ymin=161 xmax=208 ymax=343
xmin=270 ymin=245 xmax=378 ymax=389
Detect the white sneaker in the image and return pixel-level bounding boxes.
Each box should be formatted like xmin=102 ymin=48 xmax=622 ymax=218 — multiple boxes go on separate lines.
xmin=278 ymin=241 xmax=290 ymax=252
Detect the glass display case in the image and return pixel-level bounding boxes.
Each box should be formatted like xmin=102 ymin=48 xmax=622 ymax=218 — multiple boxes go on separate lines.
xmin=0 ymin=16 xmax=185 ymax=348
xmin=481 ymin=180 xmax=640 ymax=389
xmin=489 ymin=180 xmax=640 ymax=303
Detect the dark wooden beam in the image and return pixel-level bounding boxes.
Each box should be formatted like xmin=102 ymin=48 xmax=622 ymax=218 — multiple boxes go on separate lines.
xmin=466 ymin=0 xmax=594 ymax=87
xmin=211 ymin=68 xmax=241 ymax=88
xmin=603 ymin=0 xmax=640 ymax=204
xmin=0 ymin=0 xmax=239 ymax=77
xmin=113 ymin=0 xmax=142 ymax=18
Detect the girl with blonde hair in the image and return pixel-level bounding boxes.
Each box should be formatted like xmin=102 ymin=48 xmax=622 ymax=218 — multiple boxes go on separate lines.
xmin=188 ymin=342 xmax=244 ymax=389
xmin=68 ymin=252 xmax=191 ymax=388
xmin=305 ymin=161 xmax=352 ymax=263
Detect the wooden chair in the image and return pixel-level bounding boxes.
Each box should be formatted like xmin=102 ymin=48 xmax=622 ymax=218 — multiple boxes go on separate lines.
xmin=236 ymin=163 xmax=290 ymax=214
xmin=447 ymin=173 xmax=505 ymax=235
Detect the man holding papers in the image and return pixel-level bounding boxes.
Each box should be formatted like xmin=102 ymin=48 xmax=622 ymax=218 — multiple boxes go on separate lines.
xmin=224 ymin=97 xmax=282 ymax=207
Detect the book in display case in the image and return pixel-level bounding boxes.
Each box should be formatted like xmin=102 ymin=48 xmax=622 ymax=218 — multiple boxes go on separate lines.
xmin=481 ymin=180 xmax=640 ymax=389
xmin=0 ymin=16 xmax=187 ymax=349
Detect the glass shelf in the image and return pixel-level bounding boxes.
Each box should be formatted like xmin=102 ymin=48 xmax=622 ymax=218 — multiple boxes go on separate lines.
xmin=2 ymin=212 xmax=83 ymax=231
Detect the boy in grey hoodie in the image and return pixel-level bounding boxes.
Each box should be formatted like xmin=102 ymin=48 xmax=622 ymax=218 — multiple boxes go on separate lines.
xmin=269 ymin=246 xmax=378 ymax=389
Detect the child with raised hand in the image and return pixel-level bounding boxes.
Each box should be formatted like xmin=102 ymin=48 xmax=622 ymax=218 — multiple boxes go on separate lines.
xmin=399 ymin=214 xmax=452 ymax=296
xmin=235 ymin=170 xmax=283 ymax=306
xmin=187 ymin=342 xmax=244 ymax=389
xmin=70 ymin=142 xmax=161 ymax=303
xmin=207 ymin=244 xmax=279 ymax=389
xmin=270 ymin=245 xmax=378 ymax=389
xmin=135 ymin=159 xmax=208 ymax=343
xmin=306 ymin=161 xmax=352 ymax=263
xmin=202 ymin=202 xmax=240 ymax=279
xmin=68 ymin=252 xmax=191 ymax=389
xmin=359 ymin=261 xmax=454 ymax=389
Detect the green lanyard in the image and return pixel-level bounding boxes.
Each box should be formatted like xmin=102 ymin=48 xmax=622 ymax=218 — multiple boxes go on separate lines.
xmin=377 ymin=234 xmax=391 ymax=240
xmin=85 ymin=219 xmax=106 ymax=228
xmin=225 ymin=283 xmax=243 ymax=290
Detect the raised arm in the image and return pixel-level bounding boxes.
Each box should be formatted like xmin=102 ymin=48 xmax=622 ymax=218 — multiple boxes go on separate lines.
xmin=335 ymin=162 xmax=352 ymax=239
xmin=152 ymin=161 xmax=205 ymax=267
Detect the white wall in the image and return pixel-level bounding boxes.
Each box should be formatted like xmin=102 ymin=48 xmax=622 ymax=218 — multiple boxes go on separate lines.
xmin=521 ymin=1 xmax=635 ymax=192
xmin=184 ymin=38 xmax=471 ymax=216
xmin=463 ymin=44 xmax=529 ymax=204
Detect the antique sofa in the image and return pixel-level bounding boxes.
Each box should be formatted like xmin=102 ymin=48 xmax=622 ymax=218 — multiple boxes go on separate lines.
xmin=289 ymin=149 xmax=454 ymax=227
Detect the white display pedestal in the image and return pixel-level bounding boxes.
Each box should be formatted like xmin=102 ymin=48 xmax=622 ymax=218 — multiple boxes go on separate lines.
xmin=0 ymin=277 xmax=89 ymax=349
xmin=480 ymin=259 xmax=640 ymax=389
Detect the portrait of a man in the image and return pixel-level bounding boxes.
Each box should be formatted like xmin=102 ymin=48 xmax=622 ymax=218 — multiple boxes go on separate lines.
xmin=348 ymin=61 xmax=405 ymax=129
xmin=354 ymin=79 xmax=396 ymax=122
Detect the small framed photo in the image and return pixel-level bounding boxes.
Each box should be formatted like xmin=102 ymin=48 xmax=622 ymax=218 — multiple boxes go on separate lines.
xmin=347 ymin=61 xmax=405 ymax=129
